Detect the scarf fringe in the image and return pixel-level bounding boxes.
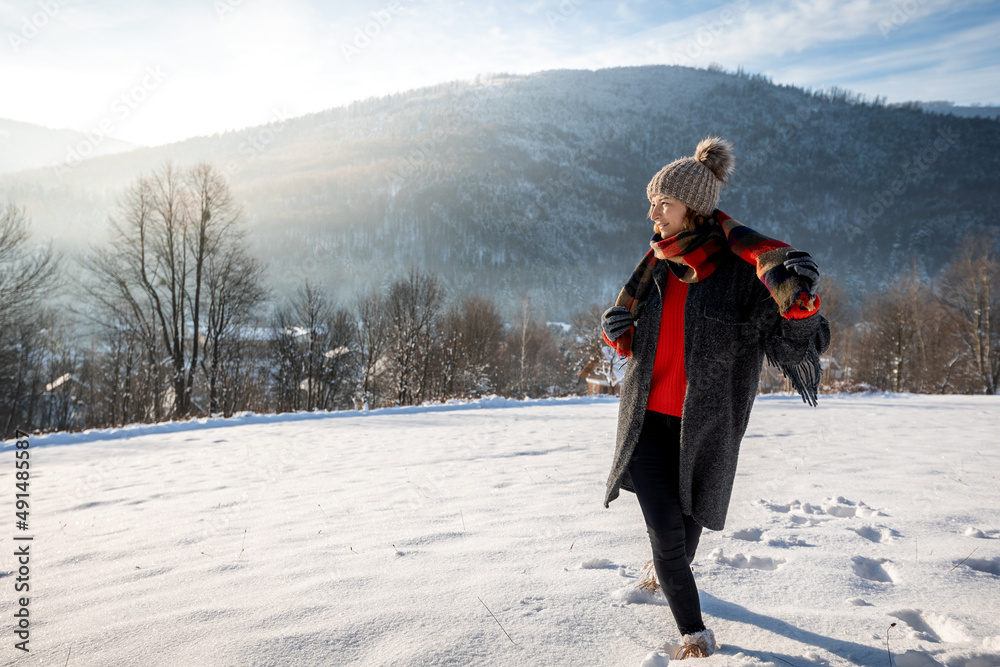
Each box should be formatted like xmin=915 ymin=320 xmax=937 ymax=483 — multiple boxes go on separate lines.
xmin=768 ymin=346 xmax=822 ymax=407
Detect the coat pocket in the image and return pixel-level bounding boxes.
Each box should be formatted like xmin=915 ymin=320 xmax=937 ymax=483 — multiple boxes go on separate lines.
xmin=701 ymin=303 xmax=753 ymax=360
xmin=703 ymin=303 xmax=750 ymax=325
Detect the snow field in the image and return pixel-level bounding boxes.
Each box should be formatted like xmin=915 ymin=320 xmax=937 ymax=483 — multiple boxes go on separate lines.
xmin=1 ymin=394 xmax=998 ymax=666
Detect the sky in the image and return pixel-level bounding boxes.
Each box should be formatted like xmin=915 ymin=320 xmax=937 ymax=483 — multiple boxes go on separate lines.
xmin=1 ymin=0 xmax=998 ymax=147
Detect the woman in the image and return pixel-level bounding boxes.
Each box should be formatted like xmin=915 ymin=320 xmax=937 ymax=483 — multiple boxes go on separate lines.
xmin=601 ymin=137 xmax=830 ymax=660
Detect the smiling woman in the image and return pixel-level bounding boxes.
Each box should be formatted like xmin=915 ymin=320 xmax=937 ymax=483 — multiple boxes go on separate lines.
xmin=600 ymin=136 xmax=830 ymax=660
xmin=648 ymin=196 xmax=689 ymax=239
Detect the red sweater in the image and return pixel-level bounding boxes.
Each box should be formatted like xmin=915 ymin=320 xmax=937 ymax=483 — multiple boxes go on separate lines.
xmin=646 ymin=271 xmax=688 ymax=417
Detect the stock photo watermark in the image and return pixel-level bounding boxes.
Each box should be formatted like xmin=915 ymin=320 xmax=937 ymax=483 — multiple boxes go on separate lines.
xmin=878 ymin=0 xmax=929 ymax=38
xmin=382 ymin=80 xmax=511 ymax=192
xmin=737 ymin=105 xmax=814 ymax=182
xmin=12 ymin=429 xmax=33 ymax=653
xmin=7 ymin=0 xmax=64 ymax=53
xmin=511 ymin=119 xmax=622 ymax=226
xmin=339 ymin=0 xmax=418 ymax=63
xmin=669 ymin=0 xmax=750 ymax=66
xmin=214 ymin=0 xmax=244 ymax=21
xmin=219 ymin=106 xmax=293 ymax=185
xmin=846 ymin=127 xmax=958 ymax=240
xmin=51 ymin=65 xmax=169 ymax=178
xmin=545 ymin=0 xmax=584 ymax=29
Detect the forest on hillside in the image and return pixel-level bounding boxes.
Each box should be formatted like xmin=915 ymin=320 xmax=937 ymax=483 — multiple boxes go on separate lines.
xmin=1 ymin=160 xmax=998 ymax=436
xmin=1 ymin=65 xmax=998 ymax=323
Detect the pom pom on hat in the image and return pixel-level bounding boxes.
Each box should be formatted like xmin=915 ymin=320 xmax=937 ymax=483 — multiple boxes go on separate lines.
xmin=693 ymin=136 xmax=735 ymax=184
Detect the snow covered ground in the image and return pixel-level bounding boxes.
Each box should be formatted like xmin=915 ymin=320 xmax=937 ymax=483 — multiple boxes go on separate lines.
xmin=2 ymin=394 xmax=999 ymax=666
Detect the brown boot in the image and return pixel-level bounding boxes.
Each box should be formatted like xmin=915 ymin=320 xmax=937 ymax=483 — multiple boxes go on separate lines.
xmin=672 ymin=628 xmax=718 ymax=659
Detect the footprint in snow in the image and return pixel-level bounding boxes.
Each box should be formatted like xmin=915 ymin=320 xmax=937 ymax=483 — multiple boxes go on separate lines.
xmin=767 ymin=536 xmax=813 ymax=548
xmin=850 ymin=556 xmax=894 ymax=583
xmin=964 ymin=526 xmax=1000 ymax=539
xmin=730 ymin=527 xmax=764 ymax=542
xmin=639 ymin=651 xmax=671 ymax=666
xmin=823 ymin=496 xmax=888 ymax=519
xmin=889 ymin=609 xmax=970 ymax=643
xmin=756 ymin=499 xmax=792 ymax=513
xmin=519 ymin=595 xmax=545 ymax=615
xmin=850 ymin=524 xmax=899 ymax=543
xmin=709 ymin=547 xmax=784 ymax=571
xmin=892 ymin=649 xmax=947 ymax=666
xmin=958 ymin=555 xmax=1000 ymax=576
xmin=789 ymin=514 xmax=828 ymax=527
xmin=758 ymin=496 xmax=889 ymax=526
xmin=609 ymin=585 xmax=667 ymax=607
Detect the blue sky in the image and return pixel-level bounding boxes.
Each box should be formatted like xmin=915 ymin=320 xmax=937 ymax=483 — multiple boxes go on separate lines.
xmin=1 ymin=0 xmax=997 ymax=146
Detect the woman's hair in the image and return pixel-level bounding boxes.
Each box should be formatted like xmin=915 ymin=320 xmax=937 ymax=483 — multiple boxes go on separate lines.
xmin=682 ymin=207 xmax=709 ymax=232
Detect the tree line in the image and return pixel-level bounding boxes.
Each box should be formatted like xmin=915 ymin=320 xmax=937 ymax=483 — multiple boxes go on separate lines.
xmin=818 ymin=238 xmax=1000 ymax=395
xmin=0 ymin=163 xmax=596 ymax=437
xmin=1 ymin=162 xmax=998 ymax=438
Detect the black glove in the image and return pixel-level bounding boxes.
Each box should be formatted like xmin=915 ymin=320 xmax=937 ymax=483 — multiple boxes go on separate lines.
xmin=784 ymin=251 xmax=819 ymax=293
xmin=601 ymin=306 xmax=633 ymax=342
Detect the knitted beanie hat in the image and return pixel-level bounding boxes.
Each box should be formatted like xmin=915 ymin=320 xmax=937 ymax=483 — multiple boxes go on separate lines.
xmin=646 ymin=137 xmax=736 ymax=217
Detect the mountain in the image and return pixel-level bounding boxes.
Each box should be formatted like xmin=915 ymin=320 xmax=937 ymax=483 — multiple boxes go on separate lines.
xmin=1 ymin=65 xmax=998 ymax=320
xmin=916 ymin=102 xmax=1000 ymax=119
xmin=0 ymin=118 xmax=138 ymax=174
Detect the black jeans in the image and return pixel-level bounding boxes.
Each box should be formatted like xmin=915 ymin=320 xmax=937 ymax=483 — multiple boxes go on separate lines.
xmin=628 ymin=410 xmax=705 ymax=636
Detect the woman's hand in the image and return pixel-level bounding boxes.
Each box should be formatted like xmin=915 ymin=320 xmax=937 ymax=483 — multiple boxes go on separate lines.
xmin=602 ymin=306 xmax=633 ymax=342
xmin=784 ymin=251 xmax=819 ymax=293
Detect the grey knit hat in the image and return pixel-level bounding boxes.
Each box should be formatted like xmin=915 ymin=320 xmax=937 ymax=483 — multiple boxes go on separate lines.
xmin=646 ymin=136 xmax=735 ymax=216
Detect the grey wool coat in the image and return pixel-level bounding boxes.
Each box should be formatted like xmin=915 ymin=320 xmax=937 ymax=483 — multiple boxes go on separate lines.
xmin=603 ymin=253 xmax=831 ymax=531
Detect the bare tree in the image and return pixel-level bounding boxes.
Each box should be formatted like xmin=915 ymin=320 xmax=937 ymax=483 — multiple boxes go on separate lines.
xmin=856 ymin=274 xmax=922 ymax=392
xmin=813 ymin=276 xmax=850 ymax=388
xmin=439 ymin=294 xmax=506 ymax=398
xmin=269 ymin=307 xmax=306 ymax=413
xmin=938 ymin=234 xmax=1000 ymax=394
xmin=514 ymin=296 xmax=533 ymax=397
xmin=354 ymin=290 xmax=390 ymax=409
xmin=317 ymin=307 xmax=356 ymax=410
xmin=1 ymin=310 xmax=55 ymax=436
xmin=850 ymin=266 xmax=966 ymax=394
xmin=270 ymin=282 xmax=356 ymax=412
xmin=504 ymin=296 xmax=572 ymax=398
xmin=570 ymin=303 xmax=618 ymax=392
xmin=80 ymin=162 xmax=255 ymax=418
xmin=200 ymin=243 xmax=268 ymax=414
xmin=0 ymin=202 xmax=60 ymax=436
xmin=77 ymin=246 xmax=167 ymax=425
xmin=385 ymin=269 xmax=443 ymax=406
xmin=0 ymin=202 xmax=58 ymax=328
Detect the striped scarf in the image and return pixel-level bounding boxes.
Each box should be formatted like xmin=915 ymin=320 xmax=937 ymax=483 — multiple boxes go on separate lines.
xmin=610 ymin=211 xmax=821 ymax=358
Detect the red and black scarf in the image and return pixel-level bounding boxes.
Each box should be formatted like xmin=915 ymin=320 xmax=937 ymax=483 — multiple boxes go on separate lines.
xmin=609 ymin=210 xmax=821 ymax=358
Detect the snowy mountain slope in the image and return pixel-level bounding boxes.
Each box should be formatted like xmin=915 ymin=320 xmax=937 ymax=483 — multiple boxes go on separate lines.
xmin=0 ymin=118 xmax=137 ymax=174
xmin=2 ymin=394 xmax=998 ymax=666
xmin=2 ymin=66 xmax=998 ymax=319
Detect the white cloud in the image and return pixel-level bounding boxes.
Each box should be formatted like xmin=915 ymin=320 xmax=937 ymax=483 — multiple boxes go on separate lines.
xmin=771 ymin=16 xmax=1000 ymax=104
xmin=0 ymin=0 xmax=996 ymax=145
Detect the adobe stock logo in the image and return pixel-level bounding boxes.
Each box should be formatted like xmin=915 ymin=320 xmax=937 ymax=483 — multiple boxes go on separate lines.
xmin=7 ymin=0 xmax=64 ymax=53
xmin=545 ymin=0 xmax=584 ymax=29
xmin=339 ymin=1 xmax=418 ymax=63
xmin=669 ymin=0 xmax=750 ymax=66
xmin=51 ymin=66 xmax=169 ymax=177
xmin=878 ymin=0 xmax=929 ymax=38
xmin=846 ymin=128 xmax=958 ymax=241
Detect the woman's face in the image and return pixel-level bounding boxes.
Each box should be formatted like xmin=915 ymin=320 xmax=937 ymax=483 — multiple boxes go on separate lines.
xmin=649 ymin=196 xmax=689 ymax=239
